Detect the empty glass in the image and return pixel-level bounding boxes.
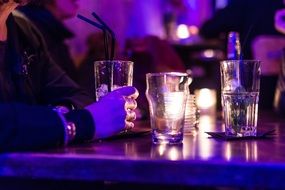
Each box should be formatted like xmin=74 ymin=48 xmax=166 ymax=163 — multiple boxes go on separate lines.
xmin=146 ymin=72 xmax=189 ymax=144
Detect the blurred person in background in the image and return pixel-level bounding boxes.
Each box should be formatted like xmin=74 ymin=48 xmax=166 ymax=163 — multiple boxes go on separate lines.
xmin=0 ymin=0 xmax=138 ymax=151
xmin=18 ymin=0 xmax=79 ymax=81
xmin=274 ymin=5 xmax=285 ymax=114
xmin=275 ymin=4 xmax=285 ymax=34
xmin=125 ymin=35 xmax=186 ymax=119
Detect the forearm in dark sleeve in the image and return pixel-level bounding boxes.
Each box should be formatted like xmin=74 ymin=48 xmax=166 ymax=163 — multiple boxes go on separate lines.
xmin=0 ymin=103 xmax=65 ymax=152
xmin=65 ymin=109 xmax=95 ymax=143
xmin=0 ymin=104 xmax=96 ymax=152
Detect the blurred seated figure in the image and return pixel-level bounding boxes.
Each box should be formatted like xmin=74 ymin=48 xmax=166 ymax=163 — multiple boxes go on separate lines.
xmin=1 ymin=0 xmax=92 ymax=109
xmin=273 ymin=7 xmax=285 ymax=114
xmin=125 ymin=35 xmax=186 ymax=118
xmin=251 ymin=35 xmax=285 ymax=109
xmin=125 ymin=35 xmax=186 ymax=72
xmin=251 ymin=35 xmax=285 ymax=76
xmin=0 ymin=0 xmax=138 ymax=151
xmin=77 ymin=32 xmax=125 ymax=99
xmin=273 ymin=56 xmax=285 ymax=114
xmin=18 ymin=0 xmax=79 ymax=81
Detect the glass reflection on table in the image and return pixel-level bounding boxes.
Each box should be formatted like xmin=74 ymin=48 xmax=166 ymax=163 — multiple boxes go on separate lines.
xmin=224 ymin=141 xmax=258 ymax=161
xmin=151 ymin=144 xmax=184 ymax=160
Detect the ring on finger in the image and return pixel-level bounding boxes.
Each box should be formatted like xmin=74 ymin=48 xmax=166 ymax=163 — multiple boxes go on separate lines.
xmin=125 ymin=121 xmax=134 ymax=130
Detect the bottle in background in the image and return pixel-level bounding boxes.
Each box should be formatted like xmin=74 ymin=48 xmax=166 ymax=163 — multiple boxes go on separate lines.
xmin=227 ymin=31 xmax=241 ymax=60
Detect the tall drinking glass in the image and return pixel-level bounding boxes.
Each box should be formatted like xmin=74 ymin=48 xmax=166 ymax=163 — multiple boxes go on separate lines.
xmin=146 ymin=72 xmax=189 ymax=144
xmin=94 ymin=60 xmax=133 ymax=101
xmin=220 ymin=60 xmax=261 ymax=137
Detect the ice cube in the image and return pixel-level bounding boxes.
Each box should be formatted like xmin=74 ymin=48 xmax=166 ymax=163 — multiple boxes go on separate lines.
xmin=96 ymin=84 xmax=108 ymax=99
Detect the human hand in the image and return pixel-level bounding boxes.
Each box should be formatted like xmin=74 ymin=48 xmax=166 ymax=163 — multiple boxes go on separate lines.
xmin=85 ymin=86 xmax=139 ymax=139
xmin=275 ymin=9 xmax=285 ymax=34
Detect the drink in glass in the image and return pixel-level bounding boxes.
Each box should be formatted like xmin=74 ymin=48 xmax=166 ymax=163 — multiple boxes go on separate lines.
xmin=94 ymin=60 xmax=133 ymax=101
xmin=220 ymin=60 xmax=261 ymax=137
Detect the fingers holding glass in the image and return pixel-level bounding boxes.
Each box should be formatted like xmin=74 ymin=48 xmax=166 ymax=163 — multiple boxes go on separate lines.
xmin=124 ymin=98 xmax=137 ymax=131
xmin=125 ymin=121 xmax=134 ymax=130
xmin=126 ymin=109 xmax=136 ymax=121
xmin=124 ymin=97 xmax=137 ymax=110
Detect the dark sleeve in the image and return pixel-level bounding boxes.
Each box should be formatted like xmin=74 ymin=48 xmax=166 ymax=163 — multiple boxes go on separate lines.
xmin=0 ymin=103 xmax=95 ymax=152
xmin=40 ymin=53 xmax=95 ymax=109
xmin=0 ymin=103 xmax=64 ymax=151
xmin=34 ymin=27 xmax=94 ymax=109
xmin=66 ymin=109 xmax=95 ymax=142
xmin=0 ymin=41 xmax=6 ymax=68
xmin=199 ymin=0 xmax=244 ymax=38
xmin=17 ymin=14 xmax=95 ymax=109
xmin=77 ymin=58 xmax=96 ymax=99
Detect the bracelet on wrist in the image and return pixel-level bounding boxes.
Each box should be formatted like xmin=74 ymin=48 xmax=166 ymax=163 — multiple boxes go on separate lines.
xmin=53 ymin=106 xmax=76 ymax=146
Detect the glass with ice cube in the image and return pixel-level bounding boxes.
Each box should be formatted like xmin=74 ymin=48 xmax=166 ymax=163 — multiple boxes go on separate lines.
xmin=146 ymin=72 xmax=189 ymax=144
xmin=94 ymin=60 xmax=133 ymax=101
xmin=220 ymin=60 xmax=261 ymax=137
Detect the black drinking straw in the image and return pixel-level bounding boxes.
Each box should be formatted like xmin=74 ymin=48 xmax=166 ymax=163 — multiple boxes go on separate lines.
xmin=77 ymin=14 xmax=105 ymax=32
xmin=77 ymin=13 xmax=116 ymax=61
xmin=103 ymin=30 xmax=109 ymax=60
xmin=240 ymin=24 xmax=254 ymax=60
xmin=91 ymin=12 xmax=116 ymax=61
xmin=77 ymin=13 xmax=116 ymax=92
xmin=77 ymin=14 xmax=110 ymax=60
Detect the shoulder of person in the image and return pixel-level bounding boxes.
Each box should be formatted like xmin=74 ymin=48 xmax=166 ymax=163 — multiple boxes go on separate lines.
xmin=11 ymin=10 xmax=47 ymax=51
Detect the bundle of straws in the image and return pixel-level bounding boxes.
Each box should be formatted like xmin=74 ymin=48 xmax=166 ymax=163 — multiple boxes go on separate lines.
xmin=77 ymin=12 xmax=115 ymax=61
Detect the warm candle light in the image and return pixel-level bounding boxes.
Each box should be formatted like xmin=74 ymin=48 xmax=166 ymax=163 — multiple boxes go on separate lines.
xmin=189 ymin=25 xmax=199 ymax=35
xmin=195 ymin=88 xmax=216 ymax=113
xmin=203 ymin=49 xmax=215 ymax=58
xmin=164 ymin=92 xmax=185 ymax=118
xmin=176 ymin=24 xmax=190 ymax=39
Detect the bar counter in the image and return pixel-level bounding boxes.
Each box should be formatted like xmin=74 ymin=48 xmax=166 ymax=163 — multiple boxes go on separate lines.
xmin=0 ymin=111 xmax=284 ymax=189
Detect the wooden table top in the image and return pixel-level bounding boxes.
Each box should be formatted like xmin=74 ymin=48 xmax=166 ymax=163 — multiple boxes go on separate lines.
xmin=0 ymin=111 xmax=284 ymax=188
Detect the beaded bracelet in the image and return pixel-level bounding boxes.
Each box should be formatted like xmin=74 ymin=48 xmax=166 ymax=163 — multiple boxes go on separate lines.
xmin=53 ymin=106 xmax=76 ymax=146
